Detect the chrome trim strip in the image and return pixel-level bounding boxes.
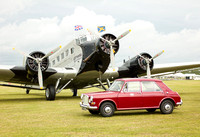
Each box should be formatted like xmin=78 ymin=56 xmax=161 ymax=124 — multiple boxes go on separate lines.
xmin=176 ymin=99 xmax=183 ymax=105
xmin=80 ymin=102 xmax=97 ymax=110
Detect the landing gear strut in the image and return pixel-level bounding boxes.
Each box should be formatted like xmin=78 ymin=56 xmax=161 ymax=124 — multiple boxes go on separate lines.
xmin=45 ymin=85 xmax=56 ymax=101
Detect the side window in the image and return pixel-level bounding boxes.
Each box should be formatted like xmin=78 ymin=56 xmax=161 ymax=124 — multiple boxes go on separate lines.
xmin=141 ymin=81 xmax=162 ymax=92
xmin=57 ymin=56 xmax=60 ymax=62
xmin=71 ymin=47 xmax=74 ymax=54
xmin=65 ymin=50 xmax=69 ymax=57
xmin=52 ymin=60 xmax=55 ymax=65
xmin=61 ymin=52 xmax=64 ymax=59
xmin=127 ymin=82 xmax=141 ymax=92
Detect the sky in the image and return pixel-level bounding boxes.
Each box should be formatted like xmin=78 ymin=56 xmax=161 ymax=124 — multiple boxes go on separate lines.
xmin=0 ymin=0 xmax=200 ymax=66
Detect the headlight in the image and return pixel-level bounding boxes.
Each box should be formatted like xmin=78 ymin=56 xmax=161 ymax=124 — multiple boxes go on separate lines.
xmin=89 ymin=96 xmax=93 ymax=103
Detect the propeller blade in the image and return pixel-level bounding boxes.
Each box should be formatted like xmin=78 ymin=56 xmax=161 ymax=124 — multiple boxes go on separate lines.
xmin=146 ymin=61 xmax=151 ymax=78
xmin=87 ymin=28 xmax=108 ymax=42
xmin=113 ymin=29 xmax=131 ymax=43
xmin=41 ymin=46 xmax=62 ymax=60
xmin=38 ymin=63 xmax=43 ymax=89
xmin=151 ymin=50 xmax=164 ymax=61
xmin=12 ymin=48 xmax=36 ymax=60
xmin=129 ymin=46 xmax=146 ymax=60
xmin=110 ymin=45 xmax=115 ymax=71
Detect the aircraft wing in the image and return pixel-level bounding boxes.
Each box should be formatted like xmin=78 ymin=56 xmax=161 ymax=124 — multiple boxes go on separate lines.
xmin=0 ymin=65 xmax=77 ymax=88
xmin=150 ymin=62 xmax=200 ymax=75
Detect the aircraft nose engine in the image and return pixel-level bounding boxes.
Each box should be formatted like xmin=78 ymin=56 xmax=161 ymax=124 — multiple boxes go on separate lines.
xmin=96 ymin=34 xmax=119 ymax=55
xmin=26 ymin=51 xmax=49 ymax=74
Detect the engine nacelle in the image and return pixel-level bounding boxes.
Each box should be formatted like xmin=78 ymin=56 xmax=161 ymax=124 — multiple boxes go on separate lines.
xmin=137 ymin=53 xmax=154 ymax=71
xmin=96 ymin=33 xmax=119 ymax=55
xmin=26 ymin=51 xmax=49 ymax=75
xmin=118 ymin=52 xmax=154 ymax=78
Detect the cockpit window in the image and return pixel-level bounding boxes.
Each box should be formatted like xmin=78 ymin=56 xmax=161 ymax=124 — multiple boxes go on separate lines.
xmin=108 ymin=80 xmax=124 ymax=92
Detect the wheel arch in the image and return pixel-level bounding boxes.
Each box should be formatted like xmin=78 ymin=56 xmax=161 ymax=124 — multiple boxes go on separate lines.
xmin=99 ymin=99 xmax=117 ymax=110
xmin=159 ymin=97 xmax=175 ymax=107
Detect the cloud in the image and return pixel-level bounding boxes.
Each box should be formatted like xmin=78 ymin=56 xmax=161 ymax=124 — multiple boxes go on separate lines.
xmin=0 ymin=0 xmax=33 ymax=16
xmin=0 ymin=6 xmax=200 ymax=66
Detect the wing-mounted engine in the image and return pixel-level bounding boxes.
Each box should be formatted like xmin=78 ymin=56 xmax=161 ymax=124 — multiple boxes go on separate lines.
xmin=137 ymin=53 xmax=154 ymax=72
xmin=118 ymin=51 xmax=164 ymax=78
xmin=96 ymin=33 xmax=119 ymax=55
xmin=120 ymin=53 xmax=154 ymax=77
xmin=13 ymin=46 xmax=61 ymax=89
xmin=26 ymin=51 xmax=49 ymax=75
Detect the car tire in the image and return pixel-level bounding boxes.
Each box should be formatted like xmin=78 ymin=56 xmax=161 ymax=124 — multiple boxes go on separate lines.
xmin=146 ymin=108 xmax=156 ymax=112
xmin=100 ymin=102 xmax=115 ymax=117
xmin=160 ymin=100 xmax=174 ymax=114
xmin=89 ymin=109 xmax=99 ymax=115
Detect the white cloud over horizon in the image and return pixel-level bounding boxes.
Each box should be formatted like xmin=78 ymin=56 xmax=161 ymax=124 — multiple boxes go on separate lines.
xmin=0 ymin=6 xmax=200 ymax=66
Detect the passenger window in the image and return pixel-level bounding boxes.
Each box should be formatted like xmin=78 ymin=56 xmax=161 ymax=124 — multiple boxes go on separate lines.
xmin=66 ymin=50 xmax=69 ymax=56
xmin=71 ymin=48 xmax=74 ymax=54
xmin=61 ymin=52 xmax=64 ymax=59
xmin=52 ymin=60 xmax=55 ymax=65
xmin=141 ymin=81 xmax=162 ymax=92
xmin=127 ymin=82 xmax=140 ymax=92
xmin=57 ymin=56 xmax=60 ymax=62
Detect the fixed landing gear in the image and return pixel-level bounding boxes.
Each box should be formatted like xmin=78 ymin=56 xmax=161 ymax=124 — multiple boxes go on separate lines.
xmin=45 ymin=85 xmax=56 ymax=101
xmin=26 ymin=89 xmax=30 ymax=94
xmin=72 ymin=89 xmax=77 ymax=96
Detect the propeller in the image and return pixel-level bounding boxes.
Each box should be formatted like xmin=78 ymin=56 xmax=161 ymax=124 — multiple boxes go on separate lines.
xmin=87 ymin=29 xmax=131 ymax=71
xmin=101 ymin=30 xmax=131 ymax=71
xmin=129 ymin=47 xmax=164 ymax=78
xmin=13 ymin=46 xmax=62 ymax=89
xmin=141 ymin=50 xmax=164 ymax=78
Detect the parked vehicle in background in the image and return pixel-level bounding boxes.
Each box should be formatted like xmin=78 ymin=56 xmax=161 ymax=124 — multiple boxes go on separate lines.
xmin=80 ymin=78 xmax=182 ymax=117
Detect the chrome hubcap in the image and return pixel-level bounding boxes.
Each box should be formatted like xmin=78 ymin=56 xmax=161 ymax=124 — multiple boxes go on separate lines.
xmin=46 ymin=89 xmax=49 ymax=98
xmin=165 ymin=104 xmax=171 ymax=111
xmin=105 ymin=106 xmax=112 ymax=114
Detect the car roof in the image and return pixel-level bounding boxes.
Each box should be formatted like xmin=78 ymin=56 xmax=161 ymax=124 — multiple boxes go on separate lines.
xmin=116 ymin=78 xmax=162 ymax=82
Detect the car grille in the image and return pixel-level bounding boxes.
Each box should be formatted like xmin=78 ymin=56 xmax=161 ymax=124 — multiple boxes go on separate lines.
xmin=82 ymin=95 xmax=89 ymax=105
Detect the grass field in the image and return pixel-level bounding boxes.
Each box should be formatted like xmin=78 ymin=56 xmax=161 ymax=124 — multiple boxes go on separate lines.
xmin=0 ymin=80 xmax=200 ymax=137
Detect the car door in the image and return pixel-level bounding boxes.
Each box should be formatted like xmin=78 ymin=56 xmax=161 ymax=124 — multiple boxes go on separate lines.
xmin=141 ymin=81 xmax=165 ymax=108
xmin=117 ymin=81 xmax=143 ymax=109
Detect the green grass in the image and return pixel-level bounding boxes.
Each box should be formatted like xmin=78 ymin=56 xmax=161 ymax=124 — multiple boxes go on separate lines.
xmin=0 ymin=80 xmax=200 ymax=137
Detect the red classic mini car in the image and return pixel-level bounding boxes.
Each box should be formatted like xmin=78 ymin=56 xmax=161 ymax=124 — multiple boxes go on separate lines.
xmin=80 ymin=78 xmax=182 ymax=117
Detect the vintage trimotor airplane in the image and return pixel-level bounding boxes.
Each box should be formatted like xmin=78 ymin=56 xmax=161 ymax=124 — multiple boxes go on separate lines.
xmin=0 ymin=28 xmax=200 ymax=101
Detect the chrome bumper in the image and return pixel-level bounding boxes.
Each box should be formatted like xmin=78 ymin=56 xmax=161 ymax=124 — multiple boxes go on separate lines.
xmin=176 ymin=99 xmax=183 ymax=106
xmin=80 ymin=102 xmax=97 ymax=110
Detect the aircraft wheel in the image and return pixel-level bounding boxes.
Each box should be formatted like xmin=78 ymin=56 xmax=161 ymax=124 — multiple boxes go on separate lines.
xmin=72 ymin=89 xmax=77 ymax=96
xmin=26 ymin=89 xmax=30 ymax=94
xmin=45 ymin=85 xmax=56 ymax=101
xmin=89 ymin=109 xmax=99 ymax=115
xmin=146 ymin=108 xmax=156 ymax=112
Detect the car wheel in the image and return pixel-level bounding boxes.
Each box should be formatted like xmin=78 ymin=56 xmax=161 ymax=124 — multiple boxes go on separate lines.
xmin=100 ymin=102 xmax=115 ymax=117
xmin=45 ymin=85 xmax=56 ymax=101
xmin=146 ymin=108 xmax=156 ymax=112
xmin=89 ymin=109 xmax=99 ymax=115
xmin=160 ymin=100 xmax=174 ymax=114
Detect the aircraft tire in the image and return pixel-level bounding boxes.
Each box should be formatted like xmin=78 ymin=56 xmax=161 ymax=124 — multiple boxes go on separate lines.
xmin=26 ymin=89 xmax=30 ymax=94
xmin=73 ymin=89 xmax=77 ymax=96
xmin=146 ymin=108 xmax=156 ymax=112
xmin=89 ymin=109 xmax=99 ymax=115
xmin=45 ymin=85 xmax=56 ymax=101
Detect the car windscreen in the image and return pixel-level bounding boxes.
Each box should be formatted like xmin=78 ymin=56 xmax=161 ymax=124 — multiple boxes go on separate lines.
xmin=108 ymin=80 xmax=124 ymax=92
